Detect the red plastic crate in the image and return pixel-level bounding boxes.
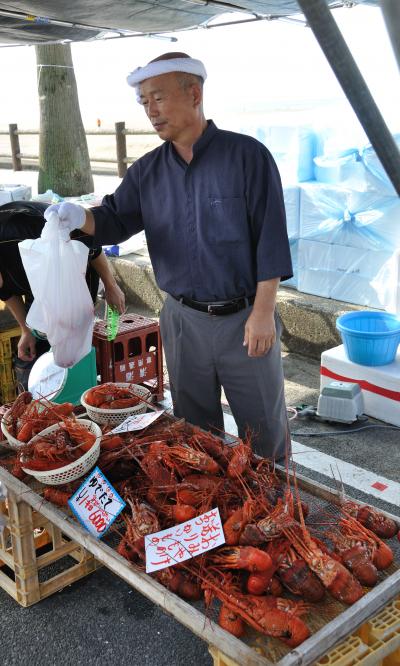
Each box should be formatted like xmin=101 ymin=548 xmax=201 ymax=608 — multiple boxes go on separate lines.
xmin=92 ymin=313 xmax=164 ymax=401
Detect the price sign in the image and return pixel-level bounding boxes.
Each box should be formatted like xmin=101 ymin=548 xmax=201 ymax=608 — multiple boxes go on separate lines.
xmin=68 ymin=466 xmax=125 ymax=538
xmin=145 ymin=507 xmax=225 ymax=573
xmin=108 ymin=409 xmax=165 ymax=435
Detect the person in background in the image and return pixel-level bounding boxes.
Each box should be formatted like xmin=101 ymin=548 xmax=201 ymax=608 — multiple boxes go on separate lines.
xmin=45 ymin=52 xmax=293 ymax=461
xmin=0 ymin=200 xmax=125 ymax=386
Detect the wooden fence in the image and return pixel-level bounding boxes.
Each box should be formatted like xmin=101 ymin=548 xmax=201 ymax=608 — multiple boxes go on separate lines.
xmin=0 ymin=122 xmax=156 ymax=177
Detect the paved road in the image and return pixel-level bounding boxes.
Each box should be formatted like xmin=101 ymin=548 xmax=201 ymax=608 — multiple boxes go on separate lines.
xmin=1 ymin=566 xmax=211 ymax=666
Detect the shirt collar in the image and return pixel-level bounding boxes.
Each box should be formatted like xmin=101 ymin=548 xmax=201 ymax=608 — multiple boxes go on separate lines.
xmin=192 ymin=120 xmax=218 ymax=157
xmin=167 ymin=120 xmax=218 ymax=165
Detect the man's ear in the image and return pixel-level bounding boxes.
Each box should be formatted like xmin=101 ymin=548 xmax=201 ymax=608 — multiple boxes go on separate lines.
xmin=192 ymin=83 xmax=203 ymax=108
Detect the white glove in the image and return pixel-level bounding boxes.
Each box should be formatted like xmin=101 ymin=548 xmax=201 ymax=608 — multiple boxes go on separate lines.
xmin=44 ymin=202 xmax=86 ymax=236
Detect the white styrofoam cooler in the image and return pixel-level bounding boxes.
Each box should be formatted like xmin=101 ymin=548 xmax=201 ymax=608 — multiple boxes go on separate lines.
xmin=0 ymin=184 xmax=31 ymax=204
xmin=282 ymin=184 xmax=300 ymax=241
xmin=320 ymin=344 xmax=400 ymax=426
xmin=297 ymin=239 xmax=392 ymax=307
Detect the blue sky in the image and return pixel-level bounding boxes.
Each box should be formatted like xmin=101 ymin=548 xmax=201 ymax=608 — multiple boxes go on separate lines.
xmin=0 ymin=4 xmax=399 ymax=140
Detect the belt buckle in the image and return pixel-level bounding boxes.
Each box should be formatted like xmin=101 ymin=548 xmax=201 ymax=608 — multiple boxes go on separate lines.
xmin=207 ymin=303 xmax=226 ymax=315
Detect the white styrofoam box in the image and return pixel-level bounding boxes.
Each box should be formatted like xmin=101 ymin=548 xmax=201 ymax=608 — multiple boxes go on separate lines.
xmin=0 ymin=184 xmax=31 ymax=204
xmin=314 ymin=124 xmax=367 ymax=160
xmin=361 ymin=134 xmax=400 ymax=198
xmin=299 ymin=182 xmax=400 ymax=252
xmin=284 ymin=238 xmax=298 ymax=289
xmin=297 ymin=239 xmax=392 ymax=307
xmin=316 ymin=157 xmax=392 ymax=201
xmin=371 ymin=250 xmax=400 ymax=315
xmin=297 ymin=239 xmax=331 ymax=297
xmin=320 ymin=344 xmax=400 ymax=426
xmin=283 ymin=184 xmax=300 ymax=240
xmin=239 ymin=125 xmax=316 ymax=183
xmin=270 ymin=126 xmax=316 ymax=183
xmin=313 ymin=150 xmax=360 ymax=185
xmin=329 ymin=244 xmax=392 ymax=307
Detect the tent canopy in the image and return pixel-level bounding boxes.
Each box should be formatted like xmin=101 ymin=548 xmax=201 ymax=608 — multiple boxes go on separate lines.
xmin=0 ymin=1 xmax=379 ymax=45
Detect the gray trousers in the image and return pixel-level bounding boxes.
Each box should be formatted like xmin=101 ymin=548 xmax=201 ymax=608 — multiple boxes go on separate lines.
xmin=160 ymin=295 xmax=290 ymax=460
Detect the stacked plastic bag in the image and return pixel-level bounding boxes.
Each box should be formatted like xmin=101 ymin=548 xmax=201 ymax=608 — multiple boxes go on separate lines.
xmin=297 ymin=136 xmax=400 ymax=310
xmin=242 ymin=122 xmax=400 ymax=311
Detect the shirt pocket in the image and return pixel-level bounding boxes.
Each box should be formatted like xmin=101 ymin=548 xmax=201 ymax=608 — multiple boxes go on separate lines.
xmin=209 ymin=196 xmax=248 ymax=243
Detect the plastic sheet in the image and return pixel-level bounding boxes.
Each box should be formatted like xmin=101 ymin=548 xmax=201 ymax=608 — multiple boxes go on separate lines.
xmin=103 ymin=231 xmax=147 ymax=257
xmin=313 ymin=152 xmax=391 ymax=197
xmin=361 ymin=133 xmax=400 ymax=197
xmin=299 ymin=182 xmax=400 ymax=252
xmin=314 ymin=124 xmax=367 ymax=160
xmin=0 ymin=184 xmax=32 ymax=204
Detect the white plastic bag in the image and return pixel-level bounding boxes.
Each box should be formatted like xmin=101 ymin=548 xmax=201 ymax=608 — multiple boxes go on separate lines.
xmin=19 ymin=212 xmax=94 ymax=368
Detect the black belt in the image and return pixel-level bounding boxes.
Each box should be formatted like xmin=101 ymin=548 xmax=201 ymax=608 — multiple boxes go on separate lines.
xmin=173 ymin=294 xmax=255 ymax=315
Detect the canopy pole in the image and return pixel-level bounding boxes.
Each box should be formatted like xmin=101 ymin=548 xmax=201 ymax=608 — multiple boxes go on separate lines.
xmin=380 ymin=0 xmax=400 ymax=71
xmin=296 ymin=0 xmax=400 ymax=196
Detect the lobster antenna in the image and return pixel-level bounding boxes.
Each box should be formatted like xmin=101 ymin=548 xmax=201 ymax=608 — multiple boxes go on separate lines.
xmin=330 ymin=463 xmax=344 ymax=499
xmin=282 ymin=425 xmax=291 ymax=492
xmin=210 ymin=421 xmax=242 ymax=443
xmin=292 ymin=460 xmax=307 ymax=534
xmin=335 ymin=464 xmax=346 ymax=500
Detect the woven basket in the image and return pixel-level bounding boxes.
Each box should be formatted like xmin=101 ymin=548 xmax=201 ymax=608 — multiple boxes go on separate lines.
xmin=1 ymin=410 xmax=27 ymax=450
xmin=80 ymin=383 xmax=151 ymax=426
xmin=1 ymin=403 xmax=57 ymax=451
xmin=0 ymin=401 xmax=75 ymax=450
xmin=20 ymin=419 xmax=102 ymax=486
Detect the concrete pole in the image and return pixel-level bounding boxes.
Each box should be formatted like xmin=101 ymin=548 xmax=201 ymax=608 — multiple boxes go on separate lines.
xmin=296 ymin=0 xmax=400 ymax=196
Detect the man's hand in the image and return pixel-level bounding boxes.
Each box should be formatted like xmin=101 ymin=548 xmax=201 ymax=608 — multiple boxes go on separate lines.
xmin=243 ymin=309 xmax=276 ymax=357
xmin=44 ymin=202 xmax=86 ymax=236
xmin=104 ymin=283 xmax=126 ymax=315
xmin=17 ymin=330 xmax=37 ymax=362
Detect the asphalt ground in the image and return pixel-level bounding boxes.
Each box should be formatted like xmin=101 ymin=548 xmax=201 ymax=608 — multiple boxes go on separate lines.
xmin=283 ymin=351 xmax=400 ymax=519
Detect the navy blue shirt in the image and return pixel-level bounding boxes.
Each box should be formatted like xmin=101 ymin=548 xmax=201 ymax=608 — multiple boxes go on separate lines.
xmin=92 ymin=120 xmax=293 ymax=301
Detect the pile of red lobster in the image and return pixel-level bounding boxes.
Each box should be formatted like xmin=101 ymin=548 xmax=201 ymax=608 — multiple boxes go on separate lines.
xmin=44 ymin=416 xmax=399 ymax=649
xmin=84 ymin=384 xmax=142 ymax=410
xmin=3 ymin=391 xmax=74 ymax=442
xmin=1 ymin=392 xmax=95 ymax=476
xmin=1 ymin=402 xmax=399 ymax=650
xmin=18 ymin=418 xmax=96 ymax=472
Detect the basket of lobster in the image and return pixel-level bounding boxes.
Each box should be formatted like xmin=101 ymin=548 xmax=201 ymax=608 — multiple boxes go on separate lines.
xmin=18 ymin=417 xmax=102 ymax=485
xmin=81 ymin=382 xmax=151 ymax=426
xmin=1 ymin=391 xmax=75 ymax=450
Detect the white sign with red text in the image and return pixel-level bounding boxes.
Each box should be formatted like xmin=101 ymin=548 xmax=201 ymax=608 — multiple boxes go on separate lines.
xmin=144 ymin=507 xmax=225 ymax=573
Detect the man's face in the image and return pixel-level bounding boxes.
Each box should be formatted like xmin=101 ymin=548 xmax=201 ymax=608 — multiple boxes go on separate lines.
xmin=138 ymin=72 xmax=199 ymax=142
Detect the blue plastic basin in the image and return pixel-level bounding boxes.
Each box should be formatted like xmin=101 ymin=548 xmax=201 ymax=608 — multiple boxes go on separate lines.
xmin=336 ymin=311 xmax=400 ymax=366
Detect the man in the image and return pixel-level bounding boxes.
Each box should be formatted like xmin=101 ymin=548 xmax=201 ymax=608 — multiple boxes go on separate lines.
xmin=46 ymin=52 xmax=293 ymax=460
xmin=0 ymin=200 xmax=125 ymax=386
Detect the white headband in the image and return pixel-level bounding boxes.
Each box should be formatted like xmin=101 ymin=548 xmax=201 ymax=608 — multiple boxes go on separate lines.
xmin=127 ymin=57 xmax=207 ymax=87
